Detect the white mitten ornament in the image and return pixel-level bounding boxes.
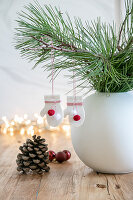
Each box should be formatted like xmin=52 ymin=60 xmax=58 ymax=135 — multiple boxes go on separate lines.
xmin=40 ymin=95 xmax=63 ymax=127
xmin=64 ymin=96 xmax=85 ymax=127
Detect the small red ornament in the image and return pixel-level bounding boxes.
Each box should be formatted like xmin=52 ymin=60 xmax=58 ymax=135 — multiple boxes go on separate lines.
xmin=48 ymin=150 xmax=56 ymax=161
xmin=63 ymin=150 xmax=71 ymax=160
xmin=56 ymin=151 xmax=67 ymax=163
xmin=48 ymin=109 xmax=55 ymax=116
xmin=73 ymin=115 xmax=81 ymax=121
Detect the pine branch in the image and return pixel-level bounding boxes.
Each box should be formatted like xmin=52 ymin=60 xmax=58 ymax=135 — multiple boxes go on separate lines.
xmin=15 ymin=1 xmax=133 ymax=94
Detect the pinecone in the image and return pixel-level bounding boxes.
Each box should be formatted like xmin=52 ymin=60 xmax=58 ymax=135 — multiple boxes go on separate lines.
xmin=16 ymin=135 xmax=50 ymax=174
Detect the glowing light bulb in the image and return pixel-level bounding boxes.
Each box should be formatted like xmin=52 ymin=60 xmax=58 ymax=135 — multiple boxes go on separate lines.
xmin=29 ymin=126 xmax=33 ymax=130
xmin=20 ymin=128 xmax=25 ymax=135
xmin=18 ymin=117 xmax=23 ymax=124
xmin=5 ymin=122 xmax=9 ymax=128
xmin=27 ymin=126 xmax=34 ymax=135
xmin=3 ymin=128 xmax=7 ymax=134
xmin=31 ymin=129 xmax=34 ymax=136
xmin=25 ymin=120 xmax=31 ymax=125
xmin=37 ymin=117 xmax=43 ymax=124
xmin=10 ymin=132 xmax=14 ymax=136
xmin=27 ymin=130 xmax=30 ymax=135
xmin=10 ymin=127 xmax=14 ymax=132
xmin=11 ymin=121 xmax=15 ymax=126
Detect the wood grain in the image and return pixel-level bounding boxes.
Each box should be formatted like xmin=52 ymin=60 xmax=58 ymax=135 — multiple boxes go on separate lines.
xmin=0 ymin=132 xmax=133 ymax=200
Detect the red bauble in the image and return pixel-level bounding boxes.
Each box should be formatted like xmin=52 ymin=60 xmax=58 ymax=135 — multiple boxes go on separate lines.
xmin=73 ymin=115 xmax=81 ymax=121
xmin=56 ymin=151 xmax=67 ymax=163
xmin=63 ymin=150 xmax=71 ymax=160
xmin=48 ymin=150 xmax=56 ymax=161
xmin=48 ymin=109 xmax=55 ymax=116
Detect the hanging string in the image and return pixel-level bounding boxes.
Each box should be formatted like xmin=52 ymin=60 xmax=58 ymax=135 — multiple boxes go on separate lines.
xmin=51 ymin=41 xmax=56 ymax=112
xmin=71 ymin=45 xmax=76 ymax=103
xmin=72 ymin=62 xmax=81 ymax=122
xmin=51 ymin=41 xmax=54 ymax=96
xmin=73 ymin=61 xmax=77 ymax=115
xmin=73 ymin=70 xmax=76 ymax=102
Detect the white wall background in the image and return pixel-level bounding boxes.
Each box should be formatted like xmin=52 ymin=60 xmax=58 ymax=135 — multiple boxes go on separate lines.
xmin=0 ymin=0 xmax=122 ymax=118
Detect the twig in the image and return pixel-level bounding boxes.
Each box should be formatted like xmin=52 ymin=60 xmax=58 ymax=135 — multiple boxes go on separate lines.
xmin=117 ymin=11 xmax=132 ymax=51
xmin=31 ymin=35 xmax=83 ymax=52
xmin=29 ymin=36 xmax=75 ymax=52
xmin=41 ymin=34 xmax=77 ymax=50
xmin=28 ymin=35 xmax=101 ymax=58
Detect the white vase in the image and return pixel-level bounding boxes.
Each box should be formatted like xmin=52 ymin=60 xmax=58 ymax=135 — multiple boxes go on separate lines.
xmin=71 ymin=92 xmax=133 ymax=174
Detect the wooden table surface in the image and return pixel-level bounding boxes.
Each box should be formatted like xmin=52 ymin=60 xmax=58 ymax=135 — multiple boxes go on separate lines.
xmin=0 ymin=131 xmax=133 ymax=200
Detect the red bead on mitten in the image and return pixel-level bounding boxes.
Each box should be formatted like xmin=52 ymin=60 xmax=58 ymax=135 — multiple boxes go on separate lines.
xmin=73 ymin=115 xmax=81 ymax=121
xmin=48 ymin=109 xmax=55 ymax=116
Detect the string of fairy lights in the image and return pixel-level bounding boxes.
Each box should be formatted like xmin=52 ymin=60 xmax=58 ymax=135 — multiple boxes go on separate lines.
xmin=0 ymin=114 xmax=70 ymax=137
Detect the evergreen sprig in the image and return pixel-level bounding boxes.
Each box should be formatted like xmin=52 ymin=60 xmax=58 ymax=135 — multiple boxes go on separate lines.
xmin=15 ymin=0 xmax=133 ymax=94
